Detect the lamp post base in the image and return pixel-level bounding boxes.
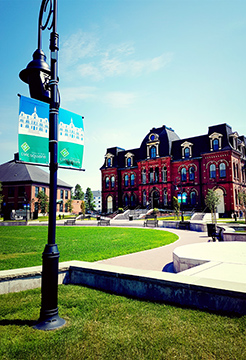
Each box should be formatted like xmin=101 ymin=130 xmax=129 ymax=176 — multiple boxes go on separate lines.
xmin=33 ymin=314 xmax=65 ymax=331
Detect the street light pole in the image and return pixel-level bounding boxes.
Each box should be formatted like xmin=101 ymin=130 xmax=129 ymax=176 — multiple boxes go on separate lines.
xmin=19 ymin=0 xmax=65 ymax=330
xmin=175 ymin=177 xmax=184 ymax=222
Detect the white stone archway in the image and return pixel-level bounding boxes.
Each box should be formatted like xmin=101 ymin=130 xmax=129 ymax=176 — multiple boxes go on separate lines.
xmin=107 ymin=195 xmax=113 ymax=213
xmin=215 ymin=188 xmax=225 ymax=214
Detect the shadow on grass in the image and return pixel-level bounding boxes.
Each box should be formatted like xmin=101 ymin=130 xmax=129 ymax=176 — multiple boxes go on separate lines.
xmin=0 ymin=319 xmax=36 ymax=327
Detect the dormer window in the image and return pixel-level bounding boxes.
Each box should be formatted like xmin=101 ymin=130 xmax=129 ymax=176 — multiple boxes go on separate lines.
xmin=209 ymin=132 xmax=222 ymax=151
xmin=181 ymin=141 xmax=193 ymax=159
xmin=147 ymin=133 xmax=160 ymax=159
xmin=184 ymin=147 xmax=190 ymax=158
xmin=105 ymin=153 xmax=114 ymax=167
xmin=212 ymin=139 xmax=219 ymax=151
xmin=229 ymin=132 xmax=239 ymax=149
xmin=150 ymin=146 xmax=156 ymax=159
xmin=125 ymin=152 xmax=134 ymax=167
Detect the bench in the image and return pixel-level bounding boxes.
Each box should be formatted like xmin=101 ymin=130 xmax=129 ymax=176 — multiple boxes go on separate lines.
xmin=144 ymin=218 xmax=159 ymax=227
xmin=64 ymin=219 xmax=76 ymax=226
xmin=97 ymin=219 xmax=110 ymax=226
xmin=211 ymin=226 xmax=224 ymax=242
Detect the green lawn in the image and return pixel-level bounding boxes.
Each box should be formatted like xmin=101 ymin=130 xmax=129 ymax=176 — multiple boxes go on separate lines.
xmin=0 ymin=285 xmax=245 ymax=359
xmin=0 ymin=226 xmax=178 ymax=270
xmin=0 ymin=226 xmax=245 ymax=359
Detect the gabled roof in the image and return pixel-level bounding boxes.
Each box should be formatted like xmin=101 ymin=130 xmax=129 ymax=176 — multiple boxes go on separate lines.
xmin=0 ymin=160 xmax=72 ymax=188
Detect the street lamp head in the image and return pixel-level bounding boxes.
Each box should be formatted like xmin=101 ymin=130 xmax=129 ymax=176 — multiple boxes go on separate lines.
xmin=19 ymin=48 xmax=51 ymax=104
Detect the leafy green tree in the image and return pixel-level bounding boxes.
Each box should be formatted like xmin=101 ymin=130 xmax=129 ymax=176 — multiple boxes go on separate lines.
xmin=238 ymin=191 xmax=246 ymax=223
xmin=37 ymin=191 xmax=49 ymax=215
xmin=66 ymin=199 xmax=73 ymax=213
xmin=80 ymin=200 xmax=86 ymax=217
xmin=0 ymin=182 xmax=4 ymax=212
xmin=73 ymin=184 xmax=84 ymax=200
xmin=205 ymin=189 xmax=220 ymax=225
xmin=85 ymin=187 xmax=95 ymax=212
xmin=172 ymin=196 xmax=180 ymax=220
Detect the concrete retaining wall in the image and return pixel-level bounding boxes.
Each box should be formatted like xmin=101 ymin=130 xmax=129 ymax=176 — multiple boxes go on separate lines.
xmin=223 ymin=231 xmax=246 ymax=242
xmin=162 ymin=221 xmax=207 ymax=232
xmin=1 ymin=261 xmax=245 ymax=315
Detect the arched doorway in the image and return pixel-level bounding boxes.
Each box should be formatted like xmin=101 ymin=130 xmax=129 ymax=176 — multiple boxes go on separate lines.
xmin=151 ymin=190 xmax=160 ymax=208
xmin=215 ymin=188 xmax=225 ymax=214
xmin=107 ymin=195 xmax=113 ymax=213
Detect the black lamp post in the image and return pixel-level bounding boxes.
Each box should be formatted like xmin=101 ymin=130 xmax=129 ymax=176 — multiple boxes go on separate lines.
xmin=174 ymin=177 xmax=184 ymax=222
xmin=19 ymin=0 xmax=65 ymax=330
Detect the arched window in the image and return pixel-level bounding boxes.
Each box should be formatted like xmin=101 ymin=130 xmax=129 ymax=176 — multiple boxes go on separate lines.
xmin=107 ymin=158 xmax=111 ymax=167
xmin=189 ymin=167 xmax=195 ymax=181
xmin=181 ymin=168 xmax=187 ymax=182
xmin=124 ymin=194 xmax=129 ymax=207
xmin=107 ymin=196 xmax=113 ymax=213
xmin=111 ymin=176 xmax=115 ymax=188
xmin=219 ymin=163 xmax=226 ymax=178
xmin=163 ymin=189 xmax=168 ymax=206
xmin=127 ymin=157 xmax=131 ymax=167
xmin=190 ymin=191 xmax=196 ymax=206
xmin=184 ymin=147 xmax=190 ymax=158
xmin=154 ymin=168 xmax=159 ymax=183
xmin=233 ymin=163 xmax=236 ymax=178
xmin=150 ymin=146 xmax=156 ymax=159
xmin=213 ymin=139 xmax=219 ymax=151
xmin=235 ymin=189 xmax=238 ymax=205
xmin=143 ymin=190 xmax=147 ymax=207
xmin=124 ymin=174 xmax=129 ymax=187
xmin=130 ymin=194 xmax=136 ymax=207
xmin=130 ymin=174 xmax=135 ymax=186
xmin=236 ymin=164 xmax=239 ymax=179
xmin=162 ymin=166 xmax=167 ymax=183
xmin=149 ymin=168 xmax=154 ymax=183
xmin=209 ymin=164 xmax=216 ymax=179
xmin=105 ymin=176 xmax=109 ymax=189
xmin=142 ymin=169 xmax=146 ymax=184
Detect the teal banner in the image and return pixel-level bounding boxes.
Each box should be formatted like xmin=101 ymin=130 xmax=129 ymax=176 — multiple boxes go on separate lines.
xmin=18 ymin=95 xmax=84 ymax=168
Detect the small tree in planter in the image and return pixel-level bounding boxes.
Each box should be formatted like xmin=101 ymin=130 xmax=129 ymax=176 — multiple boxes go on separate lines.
xmin=153 ymin=208 xmax=159 ymax=217
xmin=172 ymin=196 xmax=180 ymax=220
xmin=205 ymin=189 xmax=220 ymax=225
xmin=238 ymin=191 xmax=246 ymax=223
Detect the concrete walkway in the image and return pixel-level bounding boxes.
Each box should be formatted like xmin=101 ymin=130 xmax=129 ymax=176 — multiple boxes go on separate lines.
xmin=96 ymin=227 xmax=210 ymax=272
xmin=27 ymin=219 xmax=246 ymax=287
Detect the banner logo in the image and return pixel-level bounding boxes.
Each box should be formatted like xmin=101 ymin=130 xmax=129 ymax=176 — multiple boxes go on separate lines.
xmin=21 ymin=142 xmax=30 ymax=152
xmin=60 ymin=148 xmax=69 ymax=158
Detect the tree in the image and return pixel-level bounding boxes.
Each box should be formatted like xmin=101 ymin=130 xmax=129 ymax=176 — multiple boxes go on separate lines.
xmin=85 ymin=187 xmax=95 ymax=212
xmin=172 ymin=196 xmax=180 ymax=220
xmin=0 ymin=182 xmax=4 ymax=212
xmin=238 ymin=191 xmax=246 ymax=223
xmin=37 ymin=191 xmax=49 ymax=215
xmin=73 ymin=184 xmax=84 ymax=200
xmin=205 ymin=189 xmax=220 ymax=225
xmin=80 ymin=200 xmax=86 ymax=217
xmin=66 ymin=199 xmax=73 ymax=213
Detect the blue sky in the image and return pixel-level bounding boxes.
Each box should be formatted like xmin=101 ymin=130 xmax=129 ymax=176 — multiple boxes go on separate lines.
xmin=0 ymin=0 xmax=245 ymax=192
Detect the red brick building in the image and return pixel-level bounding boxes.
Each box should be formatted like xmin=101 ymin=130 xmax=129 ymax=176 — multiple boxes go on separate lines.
xmin=0 ymin=157 xmax=72 ymax=219
xmin=100 ymin=124 xmax=246 ymax=217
